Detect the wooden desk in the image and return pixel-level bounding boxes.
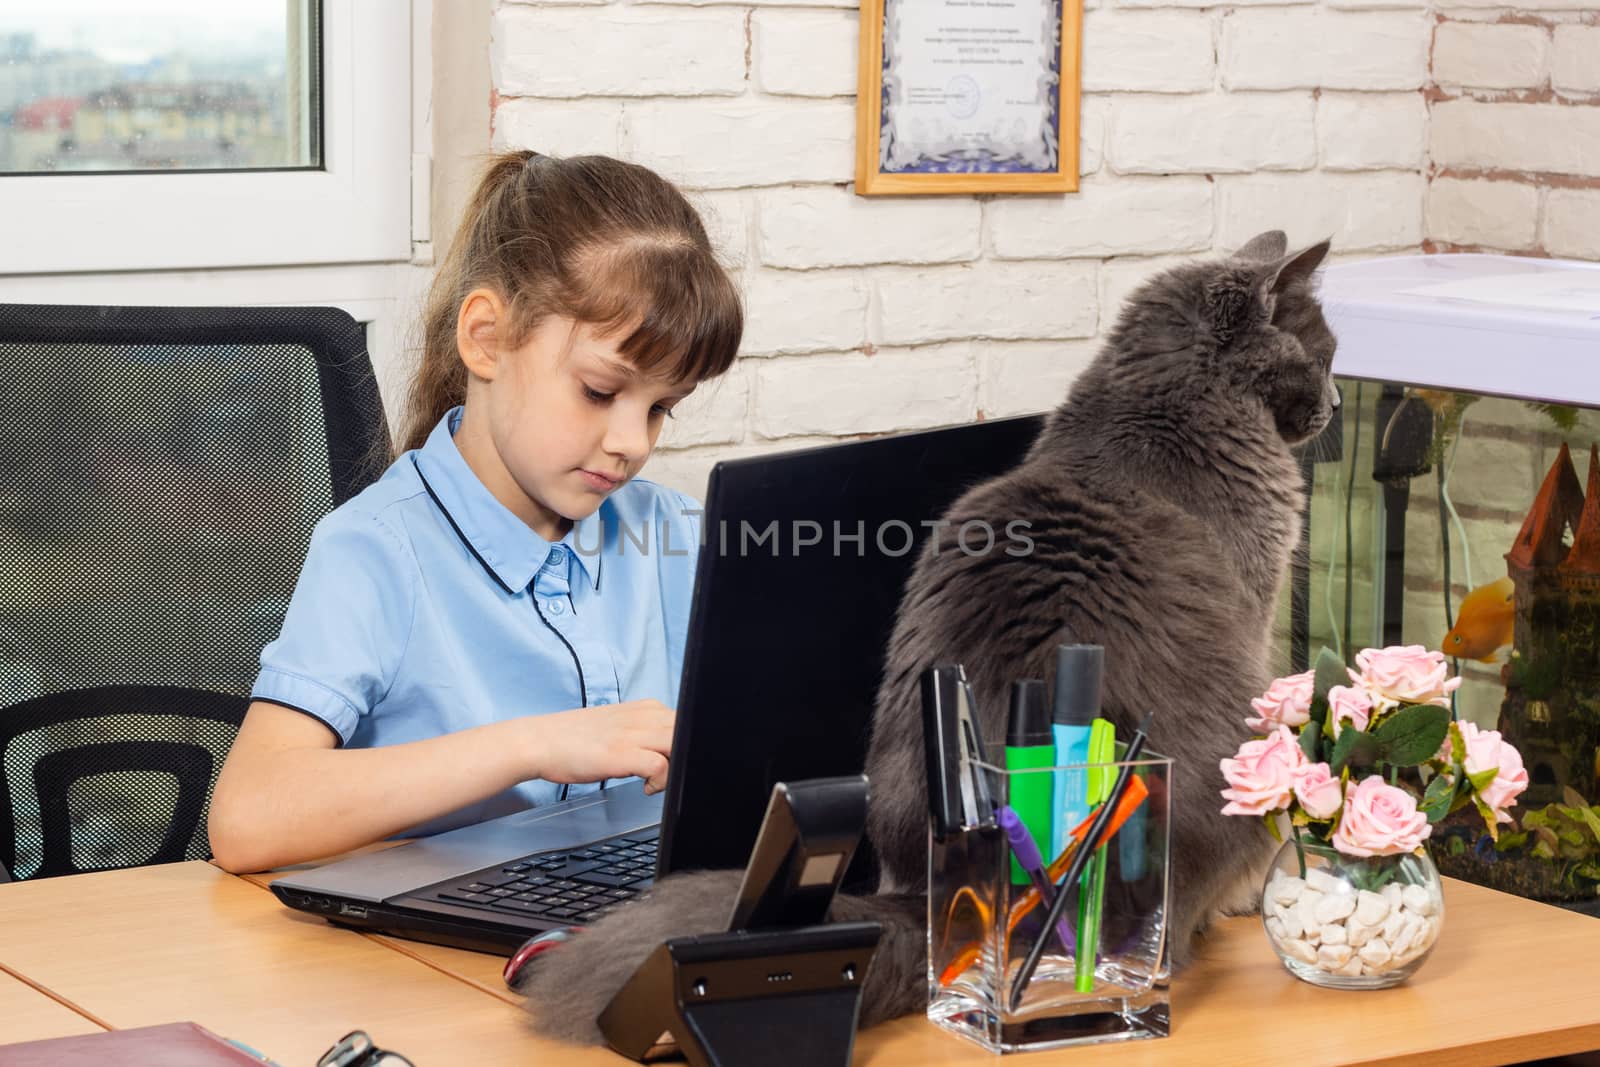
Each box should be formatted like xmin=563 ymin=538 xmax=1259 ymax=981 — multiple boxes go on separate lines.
xmin=4 ymin=862 xmax=1600 ymax=1065
xmin=0 ymin=971 xmax=105 ymax=1043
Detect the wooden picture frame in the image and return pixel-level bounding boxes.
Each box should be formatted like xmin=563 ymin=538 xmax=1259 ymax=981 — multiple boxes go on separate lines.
xmin=855 ymin=0 xmax=1081 ymax=196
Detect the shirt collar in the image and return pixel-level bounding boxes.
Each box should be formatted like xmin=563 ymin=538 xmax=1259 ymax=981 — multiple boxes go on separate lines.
xmin=412 ymin=407 xmax=603 ymax=594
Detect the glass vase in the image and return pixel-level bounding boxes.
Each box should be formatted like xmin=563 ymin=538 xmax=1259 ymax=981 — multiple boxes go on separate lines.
xmin=1260 ymin=835 xmax=1444 ymax=990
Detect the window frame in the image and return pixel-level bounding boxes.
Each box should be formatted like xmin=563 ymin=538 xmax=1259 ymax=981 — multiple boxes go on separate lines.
xmin=0 ymin=0 xmax=412 ymax=274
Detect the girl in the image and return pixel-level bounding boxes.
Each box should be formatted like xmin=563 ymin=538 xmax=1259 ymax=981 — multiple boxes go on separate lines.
xmin=208 ymin=152 xmax=742 ymax=873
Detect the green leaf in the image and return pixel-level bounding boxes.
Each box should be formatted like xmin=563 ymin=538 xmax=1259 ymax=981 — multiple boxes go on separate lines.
xmin=1467 ymin=767 xmax=1500 ymax=794
xmin=1563 ymin=786 xmax=1587 ymax=809
xmin=1420 ymin=772 xmax=1458 ymax=824
xmin=1473 ymin=794 xmax=1501 ymax=842
xmin=1372 ymin=705 xmax=1451 ymax=767
xmin=1299 ymin=718 xmax=1322 ymax=763
xmin=1313 ymin=647 xmax=1348 ymax=704
xmin=1495 ymin=831 xmax=1528 ymax=852
xmin=1330 ymin=728 xmax=1380 ymax=774
xmin=1263 ymin=812 xmax=1282 ymax=843
xmin=1575 ymin=805 xmax=1600 ymax=846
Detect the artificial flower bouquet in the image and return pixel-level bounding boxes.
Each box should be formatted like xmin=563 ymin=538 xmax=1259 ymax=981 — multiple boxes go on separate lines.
xmin=1217 ymin=645 xmax=1530 ymax=986
xmin=1222 ymin=644 xmax=1529 ymax=854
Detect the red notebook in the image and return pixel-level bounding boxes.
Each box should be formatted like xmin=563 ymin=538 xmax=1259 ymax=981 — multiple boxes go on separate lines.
xmin=0 ymin=1022 xmax=276 ymax=1066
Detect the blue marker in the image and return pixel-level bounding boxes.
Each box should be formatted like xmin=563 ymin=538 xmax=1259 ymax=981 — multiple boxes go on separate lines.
xmin=1050 ymin=644 xmax=1103 ymax=861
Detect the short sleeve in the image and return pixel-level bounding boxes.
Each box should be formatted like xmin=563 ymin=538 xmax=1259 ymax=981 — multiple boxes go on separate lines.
xmin=658 ymin=488 xmax=703 ymax=683
xmin=251 ymin=510 xmax=416 ymax=745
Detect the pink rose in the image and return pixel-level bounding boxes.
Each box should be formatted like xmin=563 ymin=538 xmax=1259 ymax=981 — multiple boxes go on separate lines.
xmin=1456 ymin=721 xmax=1529 ymax=822
xmin=1326 ymin=685 xmax=1373 ymax=739
xmin=1331 ymin=776 xmax=1432 ymax=857
xmin=1247 ymin=669 xmax=1315 ymax=733
xmin=1351 ymin=645 xmax=1462 ymax=712
xmin=1293 ymin=762 xmax=1344 ymax=821
xmin=1220 ymin=725 xmax=1306 ymax=817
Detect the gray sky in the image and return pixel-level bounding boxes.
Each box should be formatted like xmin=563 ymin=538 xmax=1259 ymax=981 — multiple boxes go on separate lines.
xmin=0 ymin=1 xmax=288 ymax=60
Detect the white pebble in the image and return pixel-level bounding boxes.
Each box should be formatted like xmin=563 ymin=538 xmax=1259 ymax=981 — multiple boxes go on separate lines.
xmin=1358 ymin=939 xmax=1392 ymax=969
xmin=1402 ymin=884 xmax=1435 ymax=916
xmin=1305 ymin=868 xmax=1342 ymax=894
xmin=1317 ymin=943 xmax=1352 ymax=969
xmin=1271 ymin=875 xmax=1305 ymax=907
xmin=1266 ymin=916 xmax=1286 ymax=940
xmin=1319 ymin=922 xmax=1347 ymax=946
xmin=1304 ymin=924 xmax=1322 ymax=946
xmin=1382 ymin=883 xmax=1405 ymax=909
xmin=1381 ymin=911 xmax=1406 ymax=943
xmin=1345 ymin=919 xmax=1372 ymax=948
xmin=1315 ymin=892 xmax=1356 ymax=924
xmin=1295 ymin=890 xmax=1324 ymax=934
xmin=1392 ymin=915 xmax=1424 ymax=960
xmin=1283 ymin=938 xmax=1317 ymax=964
xmin=1355 ymin=890 xmax=1390 ymax=926
xmin=1280 ymin=909 xmax=1304 ymax=939
xmin=1334 ymin=956 xmax=1364 ymax=977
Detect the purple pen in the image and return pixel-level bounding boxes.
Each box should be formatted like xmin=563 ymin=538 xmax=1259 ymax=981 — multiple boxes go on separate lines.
xmin=997 ymin=805 xmax=1074 ymax=953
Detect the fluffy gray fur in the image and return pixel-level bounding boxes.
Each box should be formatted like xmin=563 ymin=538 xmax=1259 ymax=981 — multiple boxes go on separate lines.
xmin=520 ymin=231 xmax=1337 ymax=1039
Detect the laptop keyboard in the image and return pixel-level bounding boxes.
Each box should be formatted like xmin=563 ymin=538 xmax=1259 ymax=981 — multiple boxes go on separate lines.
xmin=429 ymin=827 xmax=659 ymax=926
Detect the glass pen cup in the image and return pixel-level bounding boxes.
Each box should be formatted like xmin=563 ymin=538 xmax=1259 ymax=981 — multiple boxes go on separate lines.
xmin=928 ymin=750 xmax=1172 ymax=1054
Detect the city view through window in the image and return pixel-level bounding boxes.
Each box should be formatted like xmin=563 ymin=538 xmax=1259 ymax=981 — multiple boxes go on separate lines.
xmin=0 ymin=0 xmax=319 ymax=175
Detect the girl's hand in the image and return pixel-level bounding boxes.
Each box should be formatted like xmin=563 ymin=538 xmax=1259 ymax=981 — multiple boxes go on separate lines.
xmin=527 ymin=699 xmax=676 ymax=794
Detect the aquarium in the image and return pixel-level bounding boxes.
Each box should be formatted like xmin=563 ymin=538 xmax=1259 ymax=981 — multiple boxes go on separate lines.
xmin=1277 ymin=253 xmax=1600 ymax=914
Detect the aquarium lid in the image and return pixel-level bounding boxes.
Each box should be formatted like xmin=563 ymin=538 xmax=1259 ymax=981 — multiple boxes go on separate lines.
xmin=1323 ymin=254 xmax=1600 ymax=407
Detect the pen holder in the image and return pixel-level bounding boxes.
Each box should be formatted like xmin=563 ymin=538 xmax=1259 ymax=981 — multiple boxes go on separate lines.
xmin=928 ymin=752 xmax=1172 ymax=1054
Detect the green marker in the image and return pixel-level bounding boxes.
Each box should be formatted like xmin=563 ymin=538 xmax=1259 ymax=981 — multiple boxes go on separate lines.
xmin=1004 ymin=679 xmax=1053 ymax=885
xmin=1076 ymin=719 xmax=1117 ymax=992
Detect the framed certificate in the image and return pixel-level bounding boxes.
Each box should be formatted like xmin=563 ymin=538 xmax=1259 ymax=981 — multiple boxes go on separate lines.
xmin=855 ymin=0 xmax=1080 ymax=195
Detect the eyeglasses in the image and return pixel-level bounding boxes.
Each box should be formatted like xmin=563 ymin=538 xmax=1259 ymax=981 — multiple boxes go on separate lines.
xmin=317 ymin=1030 xmax=416 ymax=1067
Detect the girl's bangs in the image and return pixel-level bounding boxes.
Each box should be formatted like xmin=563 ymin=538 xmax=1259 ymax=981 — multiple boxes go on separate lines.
xmin=568 ymin=241 xmax=743 ymax=384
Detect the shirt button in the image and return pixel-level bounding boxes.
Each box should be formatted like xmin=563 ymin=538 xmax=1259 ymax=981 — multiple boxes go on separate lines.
xmin=594 ymin=698 xmax=610 ymax=705
xmin=547 ymin=600 xmax=565 ymax=616
xmin=547 ymin=546 xmax=566 ymax=567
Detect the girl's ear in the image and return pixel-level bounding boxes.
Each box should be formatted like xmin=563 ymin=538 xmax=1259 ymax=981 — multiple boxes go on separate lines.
xmin=456 ymin=288 xmax=507 ymax=381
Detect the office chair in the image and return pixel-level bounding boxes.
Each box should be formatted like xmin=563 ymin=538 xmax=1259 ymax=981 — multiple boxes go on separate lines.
xmin=0 ymin=304 xmax=389 ymax=880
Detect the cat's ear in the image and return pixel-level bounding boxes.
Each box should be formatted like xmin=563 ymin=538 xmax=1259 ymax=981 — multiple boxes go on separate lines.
xmin=1234 ymin=230 xmax=1288 ymax=262
xmin=1258 ymin=239 xmax=1332 ymax=295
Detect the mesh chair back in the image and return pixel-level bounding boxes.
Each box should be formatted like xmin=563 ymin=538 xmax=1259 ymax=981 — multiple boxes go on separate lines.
xmin=0 ymin=304 xmax=389 ymax=879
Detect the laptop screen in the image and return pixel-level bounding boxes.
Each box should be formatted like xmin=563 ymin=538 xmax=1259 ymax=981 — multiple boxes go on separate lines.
xmin=657 ymin=414 xmax=1044 ymax=889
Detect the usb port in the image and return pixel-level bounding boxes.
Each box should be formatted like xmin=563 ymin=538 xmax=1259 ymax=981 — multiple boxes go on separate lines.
xmin=339 ymin=904 xmax=368 ymax=919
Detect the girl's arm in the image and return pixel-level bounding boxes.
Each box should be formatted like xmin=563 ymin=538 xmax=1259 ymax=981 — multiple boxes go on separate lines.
xmin=207 ymin=698 xmax=673 ymax=874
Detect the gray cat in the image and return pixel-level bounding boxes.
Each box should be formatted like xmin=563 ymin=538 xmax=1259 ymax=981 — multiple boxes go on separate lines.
xmin=520 ymin=230 xmax=1338 ymax=1042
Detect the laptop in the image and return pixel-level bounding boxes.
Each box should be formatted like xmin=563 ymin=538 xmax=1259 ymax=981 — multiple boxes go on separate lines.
xmin=270 ymin=414 xmax=1045 ymax=953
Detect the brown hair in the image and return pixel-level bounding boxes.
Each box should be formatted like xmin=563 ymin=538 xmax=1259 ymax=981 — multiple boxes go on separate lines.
xmin=398 ymin=151 xmax=744 ymax=453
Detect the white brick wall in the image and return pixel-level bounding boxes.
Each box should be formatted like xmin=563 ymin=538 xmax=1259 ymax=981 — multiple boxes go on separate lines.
xmin=1220 ymin=11 xmax=1429 ymax=91
xmin=1432 ymin=23 xmax=1550 ymax=90
xmin=1079 ymin=12 xmax=1214 ymax=93
xmin=1425 ymin=15 xmax=1600 ymax=257
xmin=1544 ymin=189 xmax=1600 ymax=259
xmin=1318 ymin=93 xmax=1428 ymax=170
xmin=1431 ymin=101 xmax=1600 ymax=177
xmin=1425 ymin=179 xmax=1541 ymax=250
xmin=481 ymin=0 xmax=1481 ymax=501
xmin=1107 ymin=93 xmax=1318 ymax=174
xmin=1553 ymin=26 xmax=1600 ymax=94
xmin=873 ymin=261 xmax=1098 ymax=346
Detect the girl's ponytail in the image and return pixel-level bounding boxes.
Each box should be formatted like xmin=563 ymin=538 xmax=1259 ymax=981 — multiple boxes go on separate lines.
xmin=397 ymin=151 xmax=742 ymax=456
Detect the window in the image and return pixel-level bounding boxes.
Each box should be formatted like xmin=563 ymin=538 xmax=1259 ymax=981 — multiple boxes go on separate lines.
xmin=0 ymin=0 xmax=410 ymax=272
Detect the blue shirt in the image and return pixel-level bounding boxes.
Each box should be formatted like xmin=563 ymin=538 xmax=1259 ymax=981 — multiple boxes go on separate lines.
xmin=253 ymin=407 xmax=702 ymax=835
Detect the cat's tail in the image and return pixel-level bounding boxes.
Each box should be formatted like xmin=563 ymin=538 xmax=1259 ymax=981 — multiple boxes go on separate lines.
xmin=520 ymin=868 xmax=928 ymax=1045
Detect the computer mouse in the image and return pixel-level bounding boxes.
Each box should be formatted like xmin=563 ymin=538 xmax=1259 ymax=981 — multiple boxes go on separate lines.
xmin=503 ymin=926 xmax=580 ymax=990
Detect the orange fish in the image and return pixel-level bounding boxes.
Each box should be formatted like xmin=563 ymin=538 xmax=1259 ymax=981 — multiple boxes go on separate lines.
xmin=1441 ymin=576 xmax=1516 ymax=663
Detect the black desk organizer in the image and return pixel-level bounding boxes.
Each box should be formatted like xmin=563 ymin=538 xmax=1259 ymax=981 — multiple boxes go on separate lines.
xmin=598 ymin=777 xmax=882 ymax=1067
